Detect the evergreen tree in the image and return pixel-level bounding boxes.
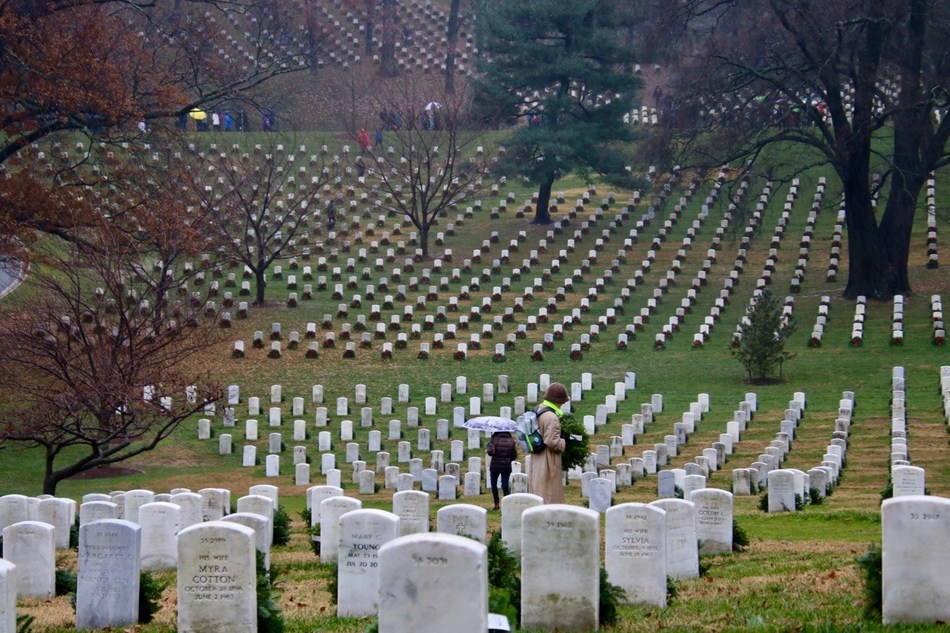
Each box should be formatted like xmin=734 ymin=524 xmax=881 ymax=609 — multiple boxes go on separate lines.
xmin=476 ymin=0 xmax=642 ymax=223
xmin=731 ymin=290 xmax=797 ymax=383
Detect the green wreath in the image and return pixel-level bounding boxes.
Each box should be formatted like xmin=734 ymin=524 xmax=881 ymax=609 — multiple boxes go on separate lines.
xmin=559 ymin=412 xmax=590 ymax=471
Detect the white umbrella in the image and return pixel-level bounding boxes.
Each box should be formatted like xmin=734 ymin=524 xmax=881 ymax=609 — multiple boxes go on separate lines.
xmin=424 ymin=101 xmax=443 ymax=112
xmin=460 ymin=416 xmax=517 ymax=432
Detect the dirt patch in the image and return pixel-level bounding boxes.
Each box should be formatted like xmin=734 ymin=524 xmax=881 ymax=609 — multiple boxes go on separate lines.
xmin=69 ymin=465 xmax=146 ymax=480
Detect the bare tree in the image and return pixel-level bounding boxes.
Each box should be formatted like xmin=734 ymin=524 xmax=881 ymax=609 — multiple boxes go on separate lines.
xmin=379 ymin=0 xmax=399 ymax=77
xmin=0 ymin=160 xmax=225 ymax=494
xmin=649 ymin=0 xmax=949 ymax=298
xmin=360 ymin=82 xmax=490 ymax=258
xmin=186 ymin=136 xmax=341 ymax=306
xmin=445 ymin=0 xmax=462 ymax=94
xmin=0 ymin=0 xmax=308 ymax=254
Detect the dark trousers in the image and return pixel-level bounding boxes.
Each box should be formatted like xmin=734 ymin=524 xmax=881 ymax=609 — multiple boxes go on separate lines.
xmin=490 ymin=470 xmax=511 ymax=505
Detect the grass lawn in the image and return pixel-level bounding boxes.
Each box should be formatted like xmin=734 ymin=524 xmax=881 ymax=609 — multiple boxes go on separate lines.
xmin=2 ymin=133 xmax=949 ymax=632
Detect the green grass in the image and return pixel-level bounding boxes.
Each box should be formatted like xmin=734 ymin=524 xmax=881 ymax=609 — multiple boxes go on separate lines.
xmin=2 ymin=134 xmax=949 ymax=631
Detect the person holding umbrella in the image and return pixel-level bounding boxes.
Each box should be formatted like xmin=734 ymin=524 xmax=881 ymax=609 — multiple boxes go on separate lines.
xmin=486 ymin=430 xmax=518 ymax=510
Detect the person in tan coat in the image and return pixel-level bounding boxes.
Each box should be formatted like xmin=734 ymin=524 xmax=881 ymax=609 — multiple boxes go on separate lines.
xmin=527 ymin=382 xmax=569 ymax=504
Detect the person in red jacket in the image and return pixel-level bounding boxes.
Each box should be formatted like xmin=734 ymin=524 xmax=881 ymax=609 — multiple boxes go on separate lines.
xmin=486 ymin=431 xmax=518 ymax=510
xmin=357 ymin=128 xmax=372 ymax=154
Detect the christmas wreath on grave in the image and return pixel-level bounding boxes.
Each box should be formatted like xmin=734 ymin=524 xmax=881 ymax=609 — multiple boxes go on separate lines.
xmin=531 ymin=349 xmax=544 ymax=362
xmin=570 ymin=349 xmax=582 ymax=361
xmin=559 ymin=413 xmax=589 ymax=472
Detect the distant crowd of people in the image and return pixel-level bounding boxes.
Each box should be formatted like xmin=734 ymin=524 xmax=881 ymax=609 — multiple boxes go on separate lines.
xmin=175 ymin=107 xmax=280 ymax=133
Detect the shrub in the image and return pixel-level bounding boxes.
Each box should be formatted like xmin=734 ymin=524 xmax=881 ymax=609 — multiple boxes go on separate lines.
xmin=55 ymin=567 xmax=77 ymax=597
xmin=16 ymin=615 xmax=35 ymax=633
xmin=299 ymin=508 xmax=320 ymax=557
xmin=273 ymin=505 xmax=292 ymax=547
xmin=666 ymin=577 xmax=678 ymax=604
xmin=856 ymin=544 xmax=882 ymax=620
xmin=257 ymin=551 xmax=285 ymax=633
xmin=599 ymin=567 xmax=626 ymax=627
xmin=139 ymin=571 xmax=169 ymax=624
xmin=880 ymin=476 xmax=893 ymax=502
xmin=487 ymin=532 xmax=520 ymax=623
xmin=732 ymin=519 xmax=750 ymax=552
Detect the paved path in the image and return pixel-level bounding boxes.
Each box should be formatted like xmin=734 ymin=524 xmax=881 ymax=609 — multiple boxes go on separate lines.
xmin=0 ymin=258 xmax=25 ymax=300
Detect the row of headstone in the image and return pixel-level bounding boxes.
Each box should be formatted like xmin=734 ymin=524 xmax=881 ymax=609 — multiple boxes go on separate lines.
xmin=753 ymin=391 xmax=848 ymax=511
xmin=931 ymin=296 xmax=945 ymax=345
xmin=942 ymin=365 xmax=950 ymax=424
xmin=890 ymin=367 xmax=927 ymax=497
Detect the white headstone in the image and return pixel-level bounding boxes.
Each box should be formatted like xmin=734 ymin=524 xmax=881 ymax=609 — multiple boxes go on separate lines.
xmin=378 ymin=533 xmax=488 ymax=633
xmin=2 ymin=521 xmax=55 ymax=598
xmin=0 ymin=559 xmax=14 ymax=633
xmin=36 ymin=498 xmax=72 ymax=549
xmin=337 ymin=509 xmax=400 ymax=617
xmin=437 ymin=504 xmax=487 ymax=543
xmin=649 ymin=498 xmax=699 ymax=580
xmin=691 ymin=489 xmax=733 ymax=554
xmin=76 ymin=519 xmax=141 ymax=629
xmin=605 ymin=503 xmax=667 ymax=606
xmin=139 ymin=502 xmax=180 ymax=571
xmin=521 ymin=505 xmax=599 ymax=631
xmin=0 ymin=494 xmax=30 ymax=530
xmin=767 ymin=469 xmax=797 ymax=513
xmin=79 ymin=500 xmax=118 ymax=527
xmin=500 ymin=493 xmax=543 ymax=556
xmin=124 ymin=489 xmax=155 ymax=524
xmin=177 ymin=522 xmax=257 ymax=633
xmin=221 ymin=512 xmax=272 ymax=570
xmin=882 ymin=495 xmax=950 ymax=624
xmin=392 ymin=490 xmax=429 ymax=537
xmin=891 ymin=465 xmax=925 ymax=497
xmin=320 ymin=496 xmax=362 ymax=563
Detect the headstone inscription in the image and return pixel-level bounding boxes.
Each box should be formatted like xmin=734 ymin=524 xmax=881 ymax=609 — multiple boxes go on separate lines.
xmin=177 ymin=522 xmax=257 ymax=633
xmin=521 ymin=505 xmax=599 ymax=631
xmin=605 ymin=503 xmax=667 ymax=607
xmin=76 ymin=519 xmax=141 ymax=630
xmin=377 ymin=533 xmax=488 ymax=633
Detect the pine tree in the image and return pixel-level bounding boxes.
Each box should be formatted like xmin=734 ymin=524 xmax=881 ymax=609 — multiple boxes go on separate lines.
xmin=731 ymin=290 xmax=797 ymax=383
xmin=476 ymin=0 xmax=642 ymax=223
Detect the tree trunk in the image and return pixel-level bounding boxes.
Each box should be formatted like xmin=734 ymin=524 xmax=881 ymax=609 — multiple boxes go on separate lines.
xmin=533 ymin=173 xmax=556 ymax=224
xmin=877 ymin=0 xmax=929 ymax=297
xmin=380 ymin=0 xmax=398 ymax=77
xmin=364 ymin=19 xmax=374 ymax=57
xmin=305 ymin=1 xmax=320 ymax=76
xmin=444 ymin=0 xmax=460 ymax=94
xmin=841 ymin=168 xmax=888 ymax=300
xmin=420 ymin=224 xmax=430 ymax=259
xmin=255 ymin=269 xmax=267 ymax=305
xmin=879 ymin=170 xmax=923 ymax=296
xmin=44 ymin=455 xmax=59 ymax=495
